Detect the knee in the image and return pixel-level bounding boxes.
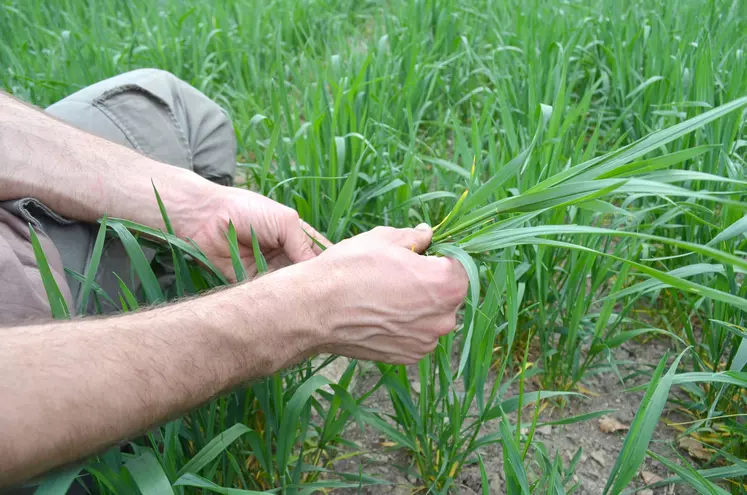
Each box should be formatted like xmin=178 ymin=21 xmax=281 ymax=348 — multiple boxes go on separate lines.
xmin=179 ymin=88 xmax=237 ymax=187
xmin=113 ymin=69 xmax=237 ymax=185
xmin=126 ymin=67 xmax=171 ymax=77
xmin=197 ymin=108 xmax=236 ymax=186
xmin=136 ymin=69 xmax=237 ymax=185
xmin=50 ymin=68 xmax=237 ymax=185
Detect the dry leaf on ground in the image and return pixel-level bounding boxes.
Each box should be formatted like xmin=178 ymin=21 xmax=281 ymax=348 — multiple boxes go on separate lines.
xmin=641 ymin=470 xmax=664 ymax=484
xmin=535 ymin=425 xmax=552 ymax=436
xmin=678 ymin=437 xmax=712 ymax=460
xmin=599 ymin=415 xmax=630 ymax=433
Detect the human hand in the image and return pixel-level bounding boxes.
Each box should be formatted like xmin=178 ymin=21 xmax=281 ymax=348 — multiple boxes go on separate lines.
xmin=179 ymin=185 xmax=330 ymax=279
xmin=306 ymin=225 xmax=469 ymax=364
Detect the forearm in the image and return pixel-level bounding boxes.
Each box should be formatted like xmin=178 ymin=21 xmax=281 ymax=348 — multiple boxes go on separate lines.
xmin=0 ymin=265 xmax=326 ymax=487
xmin=0 ymin=91 xmax=214 ymax=230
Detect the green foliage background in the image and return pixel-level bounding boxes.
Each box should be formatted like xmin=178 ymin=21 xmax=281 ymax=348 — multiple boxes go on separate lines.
xmin=2 ymin=0 xmax=746 ymax=493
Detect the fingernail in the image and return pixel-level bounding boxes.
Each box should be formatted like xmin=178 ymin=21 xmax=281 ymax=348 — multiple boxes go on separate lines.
xmin=415 ymin=223 xmax=431 ymax=231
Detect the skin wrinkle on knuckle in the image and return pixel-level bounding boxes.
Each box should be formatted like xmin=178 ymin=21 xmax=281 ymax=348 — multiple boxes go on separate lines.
xmin=283 ymin=207 xmax=299 ymax=226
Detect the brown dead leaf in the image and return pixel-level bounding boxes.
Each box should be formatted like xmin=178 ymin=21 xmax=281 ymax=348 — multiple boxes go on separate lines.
xmin=599 ymin=415 xmax=630 ymax=433
xmin=640 ymin=470 xmax=664 ymax=485
xmin=678 ymin=437 xmax=712 ymax=460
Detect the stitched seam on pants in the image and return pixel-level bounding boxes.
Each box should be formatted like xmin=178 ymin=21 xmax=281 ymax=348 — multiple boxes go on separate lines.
xmin=1 ymin=200 xmax=42 ymax=230
xmin=23 ymin=197 xmax=74 ymax=223
xmin=92 ymin=99 xmax=147 ymax=155
xmin=93 ymin=83 xmax=193 ymax=169
xmin=169 ymin=99 xmax=194 ymax=169
xmin=5 ymin=198 xmax=76 ymax=234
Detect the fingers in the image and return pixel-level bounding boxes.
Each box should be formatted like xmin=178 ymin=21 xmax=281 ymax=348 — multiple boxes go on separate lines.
xmin=284 ymin=224 xmax=317 ymax=263
xmin=285 ymin=220 xmax=431 ymax=264
xmin=262 ymin=251 xmax=293 ymax=272
xmin=422 ymin=255 xmax=470 ymax=308
xmin=300 ymin=220 xmax=332 ymax=255
xmin=411 ymin=223 xmax=434 ymax=253
xmin=283 ymin=216 xmax=332 ymax=264
xmin=368 ymin=224 xmax=433 ymax=253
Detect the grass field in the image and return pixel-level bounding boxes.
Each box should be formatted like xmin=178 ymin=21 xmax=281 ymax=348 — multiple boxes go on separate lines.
xmin=2 ymin=0 xmax=747 ymax=493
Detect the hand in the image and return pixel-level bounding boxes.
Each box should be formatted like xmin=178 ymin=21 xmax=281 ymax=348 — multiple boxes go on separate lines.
xmin=307 ymin=225 xmax=469 ymax=364
xmin=178 ymin=185 xmax=330 ymax=279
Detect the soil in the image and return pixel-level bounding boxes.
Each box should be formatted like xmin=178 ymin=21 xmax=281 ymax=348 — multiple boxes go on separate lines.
xmin=323 ymin=336 xmax=700 ymax=494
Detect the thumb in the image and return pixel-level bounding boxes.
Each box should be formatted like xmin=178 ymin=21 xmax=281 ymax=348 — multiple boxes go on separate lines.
xmin=386 ymin=223 xmax=433 ymax=253
xmin=284 ymin=224 xmax=317 ymax=263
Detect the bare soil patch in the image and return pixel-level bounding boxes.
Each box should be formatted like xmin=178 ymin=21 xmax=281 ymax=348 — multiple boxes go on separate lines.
xmin=333 ymin=337 xmax=699 ymax=494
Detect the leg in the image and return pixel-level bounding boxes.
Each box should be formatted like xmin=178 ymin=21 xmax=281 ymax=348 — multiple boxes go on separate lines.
xmin=46 ymin=68 xmax=236 ymax=185
xmin=1 ymin=69 xmax=237 ymax=318
xmin=0 ymin=208 xmax=73 ymax=326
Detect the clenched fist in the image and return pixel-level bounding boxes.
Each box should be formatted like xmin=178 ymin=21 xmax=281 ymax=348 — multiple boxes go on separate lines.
xmin=305 ymin=225 xmax=469 ymax=364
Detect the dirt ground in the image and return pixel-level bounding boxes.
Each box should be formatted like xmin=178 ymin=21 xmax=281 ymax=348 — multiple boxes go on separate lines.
xmin=327 ymin=336 xmax=700 ymax=494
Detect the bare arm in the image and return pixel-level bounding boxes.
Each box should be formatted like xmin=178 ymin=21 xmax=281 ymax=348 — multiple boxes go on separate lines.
xmin=0 ymin=226 xmax=467 ymax=488
xmin=0 ymin=265 xmax=324 ymax=486
xmin=0 ymin=91 xmax=328 ymax=276
xmin=0 ymin=90 xmax=206 ymax=230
